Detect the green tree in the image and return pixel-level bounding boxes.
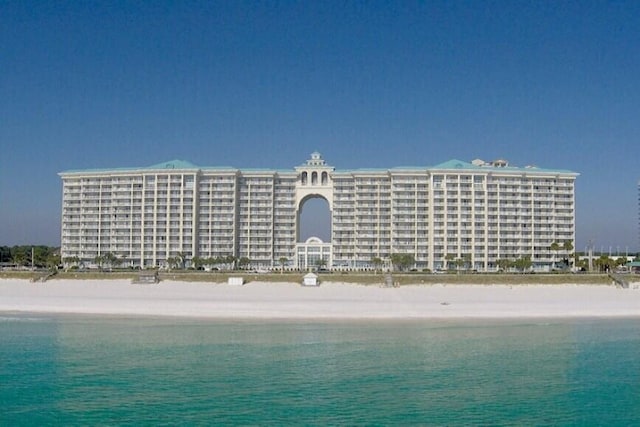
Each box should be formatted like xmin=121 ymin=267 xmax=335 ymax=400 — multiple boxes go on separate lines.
xmin=209 ymin=256 xmax=223 ymax=270
xmin=63 ymin=256 xmax=80 ymax=269
xmin=32 ymin=246 xmax=50 ymax=267
xmin=191 ymin=256 xmax=205 ymax=270
xmin=12 ymin=252 xmax=27 ymax=267
xmin=167 ymin=256 xmax=181 ymax=270
xmin=575 ymin=257 xmax=589 ymax=271
xmin=46 ymin=254 xmax=61 ymax=271
xmin=615 ymin=256 xmax=628 ymax=268
xmin=390 ymin=253 xmax=414 ymax=272
xmin=11 ymin=246 xmax=32 ymax=267
xmin=563 ymin=241 xmax=574 ymax=253
xmin=513 ymin=256 xmax=532 ymax=273
xmin=93 ymin=252 xmax=118 ymax=270
xmin=238 ymin=257 xmax=250 ymax=270
xmin=0 ymin=246 xmax=11 ymax=263
xmin=103 ymin=252 xmax=118 ymax=270
xmin=496 ymin=258 xmax=511 ymax=272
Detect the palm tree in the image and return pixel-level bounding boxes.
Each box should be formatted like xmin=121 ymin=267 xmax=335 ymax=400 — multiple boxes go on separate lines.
xmin=445 ymin=254 xmax=456 ymax=271
xmin=550 ymin=242 xmax=560 ymax=269
xmin=315 ymin=258 xmax=327 ymax=271
xmin=167 ymin=256 xmax=181 ymax=270
xmin=110 ymin=253 xmax=123 ymax=270
xmin=175 ymin=252 xmax=187 ymax=269
xmin=102 ymin=252 xmax=117 ymax=271
xmin=371 ymin=257 xmax=383 ymax=274
xmin=278 ymin=257 xmax=288 ymax=274
xmin=94 ymin=254 xmax=105 ymax=270
xmin=594 ymin=255 xmax=614 ymax=273
xmin=563 ymin=241 xmax=574 ymax=268
xmin=224 ymin=255 xmax=237 ymax=270
xmin=453 ymin=257 xmax=465 ymax=274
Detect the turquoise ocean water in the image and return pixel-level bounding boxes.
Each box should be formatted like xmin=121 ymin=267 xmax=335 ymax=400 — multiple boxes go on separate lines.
xmin=1 ymin=315 xmax=640 ymax=425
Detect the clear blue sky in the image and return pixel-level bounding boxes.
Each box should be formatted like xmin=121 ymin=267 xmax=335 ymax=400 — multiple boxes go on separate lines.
xmin=2 ymin=1 xmax=639 ymax=253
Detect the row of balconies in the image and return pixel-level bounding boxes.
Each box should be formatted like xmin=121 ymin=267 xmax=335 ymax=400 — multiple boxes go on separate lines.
xmin=199 ymin=229 xmax=235 ymax=236
xmin=63 ymin=220 xmax=573 ymax=233
xmin=199 ymin=215 xmax=235 ymax=221
xmin=392 ymin=190 xmax=429 ymax=197
xmin=199 ymin=226 xmax=235 ymax=233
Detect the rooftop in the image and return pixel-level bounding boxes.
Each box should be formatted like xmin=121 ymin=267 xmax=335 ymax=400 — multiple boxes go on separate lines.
xmin=59 ymin=153 xmax=578 ymax=176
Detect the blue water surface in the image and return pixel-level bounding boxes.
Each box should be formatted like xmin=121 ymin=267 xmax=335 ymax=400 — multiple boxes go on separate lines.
xmin=1 ymin=315 xmax=639 ymax=425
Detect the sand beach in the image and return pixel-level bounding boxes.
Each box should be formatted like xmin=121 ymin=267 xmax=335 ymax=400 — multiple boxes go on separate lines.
xmin=1 ymin=278 xmax=640 ymax=319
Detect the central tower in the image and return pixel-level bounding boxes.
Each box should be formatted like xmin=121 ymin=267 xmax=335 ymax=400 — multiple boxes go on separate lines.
xmin=294 ymin=152 xmax=335 ymax=270
xmin=295 ymin=152 xmax=334 ymax=240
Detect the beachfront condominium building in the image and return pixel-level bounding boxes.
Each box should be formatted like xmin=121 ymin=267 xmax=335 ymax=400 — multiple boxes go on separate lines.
xmin=59 ymin=152 xmax=578 ymax=272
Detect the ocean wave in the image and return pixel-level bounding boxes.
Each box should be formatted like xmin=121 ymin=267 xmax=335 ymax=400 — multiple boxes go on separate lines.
xmin=0 ymin=315 xmax=47 ymax=323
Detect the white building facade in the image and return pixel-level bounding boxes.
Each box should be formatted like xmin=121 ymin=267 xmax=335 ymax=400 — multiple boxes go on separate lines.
xmin=60 ymin=153 xmax=578 ymax=272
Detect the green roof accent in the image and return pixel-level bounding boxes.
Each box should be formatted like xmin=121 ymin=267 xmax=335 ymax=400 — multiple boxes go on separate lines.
xmin=199 ymin=166 xmax=237 ymax=171
xmin=431 ymin=159 xmax=476 ymax=169
xmin=60 ymin=159 xmax=201 ymax=175
xmin=148 ymin=159 xmax=198 ymax=170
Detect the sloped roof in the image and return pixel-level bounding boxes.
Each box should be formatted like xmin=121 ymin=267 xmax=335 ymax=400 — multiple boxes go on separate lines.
xmin=431 ymin=159 xmax=476 ymax=169
xmin=147 ymin=159 xmax=199 ymax=169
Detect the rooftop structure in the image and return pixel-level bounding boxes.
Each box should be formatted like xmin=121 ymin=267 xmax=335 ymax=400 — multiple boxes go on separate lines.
xmin=59 ymin=153 xmax=578 ymax=272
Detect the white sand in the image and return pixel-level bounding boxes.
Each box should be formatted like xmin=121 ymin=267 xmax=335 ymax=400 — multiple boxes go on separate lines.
xmin=1 ymin=278 xmax=640 ymax=319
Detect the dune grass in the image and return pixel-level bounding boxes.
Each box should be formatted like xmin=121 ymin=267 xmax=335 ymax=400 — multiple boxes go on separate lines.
xmin=0 ymin=270 xmax=614 ymax=286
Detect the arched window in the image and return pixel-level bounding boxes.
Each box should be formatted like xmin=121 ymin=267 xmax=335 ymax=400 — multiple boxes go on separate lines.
xmin=311 ymin=171 xmax=318 ymax=185
xmin=301 ymin=171 xmax=308 ymax=185
xmin=321 ymin=172 xmax=328 ymax=185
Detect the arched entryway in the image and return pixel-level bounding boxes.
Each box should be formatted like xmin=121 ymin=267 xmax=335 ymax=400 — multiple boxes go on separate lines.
xmin=296 ymin=195 xmax=332 ymax=270
xmin=297 ymin=195 xmax=331 ymax=243
xmin=296 ymin=236 xmax=332 ymax=270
